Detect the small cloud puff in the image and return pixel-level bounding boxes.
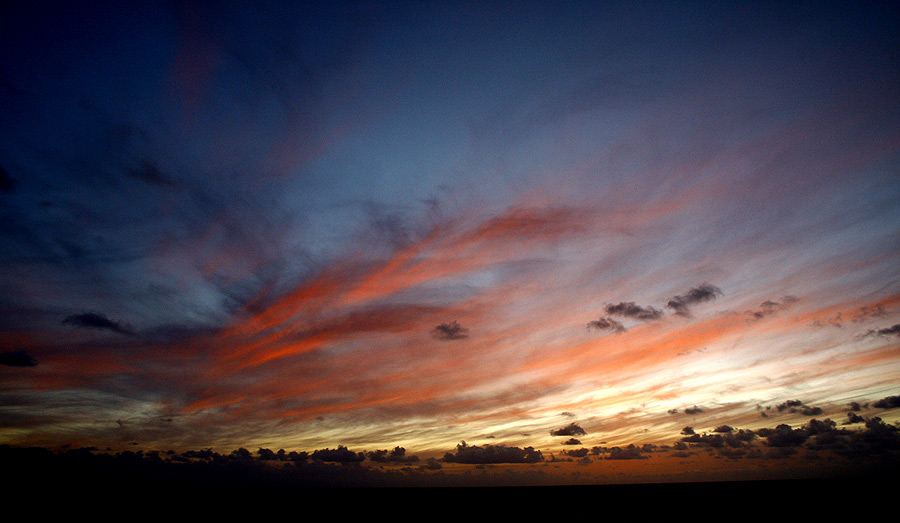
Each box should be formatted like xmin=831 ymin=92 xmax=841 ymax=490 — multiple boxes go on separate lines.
xmin=431 ymin=320 xmax=469 ymax=341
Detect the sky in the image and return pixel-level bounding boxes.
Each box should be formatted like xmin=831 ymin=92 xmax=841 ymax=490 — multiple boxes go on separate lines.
xmin=1 ymin=1 xmax=899 ymax=487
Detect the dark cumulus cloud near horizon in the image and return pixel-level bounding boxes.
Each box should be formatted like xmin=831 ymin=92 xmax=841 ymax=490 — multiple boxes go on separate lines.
xmin=0 ymin=0 xmax=898 ymax=488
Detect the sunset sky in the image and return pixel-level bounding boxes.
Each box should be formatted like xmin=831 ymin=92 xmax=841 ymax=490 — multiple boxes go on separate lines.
xmin=1 ymin=1 xmax=898 ymax=486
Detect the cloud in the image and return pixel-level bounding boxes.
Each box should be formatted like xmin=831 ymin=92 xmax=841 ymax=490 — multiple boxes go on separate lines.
xmin=756 ymin=420 xmax=838 ymax=448
xmin=0 ymin=444 xmax=464 ymax=488
xmin=681 ymin=429 xmax=756 ymax=451
xmin=0 ymin=350 xmax=37 ymax=367
xmin=586 ymin=317 xmax=626 ymax=334
xmin=562 ymin=438 xmax=582 ymax=445
xmin=684 ymin=406 xmax=704 ymax=415
xmin=0 ymin=166 xmax=17 ymax=193
xmin=606 ymin=444 xmax=648 ymax=460
xmin=681 ymin=433 xmax=727 ymax=448
xmin=666 ymin=283 xmax=723 ymax=317
xmin=229 ymin=447 xmax=252 ymax=459
xmin=310 ymin=446 xmax=365 ymax=463
xmin=872 ymin=395 xmax=900 ymax=409
xmin=774 ymin=399 xmax=823 ymax=416
xmin=868 ymin=324 xmax=900 ymax=338
xmin=562 ymin=447 xmax=590 ymax=458
xmin=550 ymin=422 xmax=587 ymax=437
xmin=845 ymin=412 xmax=865 ymax=424
xmin=357 ymin=200 xmax=414 ymax=248
xmin=366 ymin=446 xmax=419 ymax=463
xmin=604 ymin=302 xmax=663 ymax=321
xmin=442 ymin=441 xmax=544 ymax=464
xmin=776 ymin=400 xmax=803 ymax=412
xmin=430 ymin=320 xmax=469 ymax=341
xmin=61 ymin=312 xmax=135 ymax=336
xmin=851 ymin=304 xmax=887 ymax=322
xmin=126 ymin=158 xmax=177 ymax=188
xmin=811 ymin=312 xmax=845 ymax=328
xmin=468 ymin=206 xmax=592 ymax=244
xmin=746 ymin=296 xmax=799 ymax=320
xmin=256 ymin=448 xmax=279 ymax=460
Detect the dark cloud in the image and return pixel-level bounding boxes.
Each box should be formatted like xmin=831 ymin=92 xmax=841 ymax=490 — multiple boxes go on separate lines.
xmin=774 ymin=399 xmax=823 ymax=416
xmin=872 ymin=395 xmax=900 ymax=409
xmin=606 ymin=444 xmax=648 ymax=460
xmin=586 ymin=316 xmax=626 ymax=333
xmin=61 ymin=312 xmax=134 ymax=336
xmin=430 ymin=320 xmax=469 ymax=341
xmin=180 ymin=448 xmax=221 ymax=461
xmin=681 ymin=433 xmax=727 ymax=448
xmin=562 ymin=438 xmax=582 ymax=445
xmin=229 ymin=447 xmax=252 ymax=459
xmin=845 ymin=412 xmax=865 ymax=424
xmin=747 ymin=296 xmax=798 ymax=320
xmin=442 ymin=441 xmax=544 ymax=464
xmin=287 ymin=451 xmax=310 ymax=463
xmin=253 ymin=448 xmax=307 ymax=462
xmin=681 ymin=429 xmax=756 ymax=451
xmin=666 ymin=283 xmax=722 ymax=317
xmin=755 ymin=419 xmax=860 ymax=451
xmin=421 ymin=457 xmax=442 ymax=470
xmin=126 ymin=158 xmax=177 ymax=188
xmin=672 ymin=441 xmax=689 ymax=450
xmin=757 ymin=423 xmax=815 ymax=448
xmin=684 ymin=406 xmax=704 ymax=415
xmin=868 ymin=324 xmax=900 ymax=338
xmin=0 ymin=165 xmax=17 ymax=193
xmin=681 ymin=426 xmax=695 ymax=435
xmin=604 ymin=302 xmax=663 ymax=321
xmin=256 ymin=448 xmax=278 ymax=460
xmin=310 ymin=446 xmax=365 ymax=463
xmin=562 ymin=447 xmax=590 ymax=458
xmin=812 ymin=312 xmax=844 ymax=328
xmin=366 ymin=446 xmax=419 ymax=463
xmin=356 ymin=200 xmax=415 ymax=248
xmin=1 ymin=444 xmax=481 ymax=488
xmin=0 ymin=350 xmax=37 ymax=367
xmin=551 ymin=422 xmax=587 ymax=437
xmin=776 ymin=400 xmax=803 ymax=412
xmin=851 ymin=304 xmax=887 ymax=322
